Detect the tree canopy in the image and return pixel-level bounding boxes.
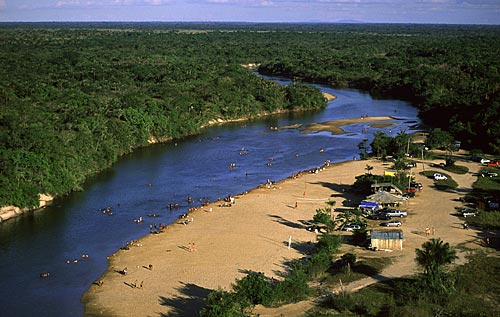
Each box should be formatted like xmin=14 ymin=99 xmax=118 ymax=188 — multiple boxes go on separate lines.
xmin=2 ymin=22 xmax=499 ymax=207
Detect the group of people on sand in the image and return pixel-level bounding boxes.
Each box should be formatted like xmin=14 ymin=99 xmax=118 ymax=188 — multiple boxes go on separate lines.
xmin=188 ymin=242 xmax=197 ymax=252
xmin=121 ymin=240 xmax=142 ymax=250
xmin=149 ymin=223 xmax=167 ymax=233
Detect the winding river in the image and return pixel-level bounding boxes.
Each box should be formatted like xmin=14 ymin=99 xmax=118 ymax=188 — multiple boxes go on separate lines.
xmin=0 ymin=77 xmax=421 ymax=316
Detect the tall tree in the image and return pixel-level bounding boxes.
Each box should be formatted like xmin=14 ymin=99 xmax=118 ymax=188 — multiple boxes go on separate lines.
xmin=415 ymin=238 xmax=457 ymax=278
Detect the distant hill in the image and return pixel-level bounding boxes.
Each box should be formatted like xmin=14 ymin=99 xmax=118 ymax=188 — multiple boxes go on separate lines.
xmin=335 ymin=19 xmax=366 ymax=24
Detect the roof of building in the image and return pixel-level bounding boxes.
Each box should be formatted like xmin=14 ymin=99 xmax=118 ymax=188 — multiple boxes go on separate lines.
xmin=370 ymin=229 xmax=403 ymax=240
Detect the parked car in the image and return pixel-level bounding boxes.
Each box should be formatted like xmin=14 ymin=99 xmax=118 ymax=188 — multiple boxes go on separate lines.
xmin=410 ymin=182 xmax=423 ymax=190
xmin=434 ymin=173 xmax=447 ymax=180
xmin=480 ymin=158 xmax=491 ymax=165
xmin=381 ymin=209 xmax=408 ymax=218
xmin=406 ymin=161 xmax=417 ymax=168
xmin=404 ymin=187 xmax=417 ymax=193
xmin=460 ymin=208 xmax=478 ymax=218
xmin=371 ymin=213 xmax=392 ymax=220
xmin=380 ymin=220 xmax=402 ymax=227
xmin=481 ymin=171 xmax=498 ymax=177
xmin=342 ymin=224 xmax=362 ymax=231
xmin=403 ymin=192 xmax=416 ymax=198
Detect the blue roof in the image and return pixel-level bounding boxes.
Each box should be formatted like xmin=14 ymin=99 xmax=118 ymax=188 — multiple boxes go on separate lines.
xmin=360 ymin=201 xmax=379 ymax=207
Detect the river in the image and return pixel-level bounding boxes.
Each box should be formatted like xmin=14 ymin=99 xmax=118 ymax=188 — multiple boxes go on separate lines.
xmin=0 ymin=77 xmax=421 ymax=316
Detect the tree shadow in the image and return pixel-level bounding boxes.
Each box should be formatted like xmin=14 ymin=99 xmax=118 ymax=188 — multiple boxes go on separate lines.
xmin=269 ymin=214 xmax=306 ymax=230
xmin=158 ymin=282 xmax=212 ymax=317
xmin=309 ymin=181 xmax=363 ymax=207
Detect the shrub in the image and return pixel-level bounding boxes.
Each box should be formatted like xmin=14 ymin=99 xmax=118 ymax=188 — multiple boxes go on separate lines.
xmin=341 ymin=253 xmax=357 ymax=266
xmin=351 ymin=228 xmax=369 ymax=246
xmin=232 ymin=272 xmax=273 ymax=306
xmin=317 ymin=234 xmax=343 ymax=254
xmin=273 ymin=264 xmax=312 ymax=304
xmin=442 ymin=164 xmax=469 ymax=174
xmin=466 ymin=211 xmax=500 ymax=229
xmin=200 ymin=289 xmax=248 ymax=317
xmin=304 ymin=249 xmax=332 ymax=278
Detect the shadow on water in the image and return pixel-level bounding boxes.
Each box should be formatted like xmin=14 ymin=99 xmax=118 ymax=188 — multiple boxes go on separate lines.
xmin=159 ymin=282 xmax=212 ymax=317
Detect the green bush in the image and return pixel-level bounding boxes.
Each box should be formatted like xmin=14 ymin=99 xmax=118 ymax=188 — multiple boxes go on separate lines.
xmin=232 ymin=272 xmax=273 ymax=306
xmin=274 ymin=265 xmax=312 ymax=304
xmin=200 ymin=289 xmax=248 ymax=317
xmin=442 ymin=164 xmax=469 ymax=174
xmin=303 ymin=250 xmax=332 ymax=278
xmin=341 ymin=253 xmax=357 ymax=266
xmin=317 ymin=234 xmax=343 ymax=254
xmin=434 ymin=179 xmax=459 ymax=191
xmin=466 ymin=211 xmax=500 ymax=229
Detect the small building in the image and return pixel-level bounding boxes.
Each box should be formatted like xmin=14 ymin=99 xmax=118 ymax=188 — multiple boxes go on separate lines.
xmin=370 ymin=229 xmax=403 ymax=251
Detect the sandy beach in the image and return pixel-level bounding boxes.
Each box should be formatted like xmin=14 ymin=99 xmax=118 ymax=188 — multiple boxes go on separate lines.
xmin=302 ymin=116 xmax=397 ymax=135
xmin=83 ymin=154 xmax=484 ymax=316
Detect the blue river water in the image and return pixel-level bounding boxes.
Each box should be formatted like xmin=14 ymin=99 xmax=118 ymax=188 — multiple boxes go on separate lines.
xmin=0 ymin=77 xmax=421 ymax=316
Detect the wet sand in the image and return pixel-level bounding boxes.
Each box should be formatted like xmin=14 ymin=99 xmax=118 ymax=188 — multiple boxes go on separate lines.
xmin=303 ymin=116 xmax=397 ymax=134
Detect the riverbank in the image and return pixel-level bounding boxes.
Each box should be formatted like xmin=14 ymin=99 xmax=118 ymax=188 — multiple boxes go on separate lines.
xmin=0 ymin=194 xmax=53 ymax=223
xmin=82 ymin=159 xmax=386 ymax=316
xmin=83 ymin=154 xmax=486 ymax=317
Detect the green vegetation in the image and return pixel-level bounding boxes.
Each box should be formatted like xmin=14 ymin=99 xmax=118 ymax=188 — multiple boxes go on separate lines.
xmin=2 ymin=22 xmax=500 ymax=208
xmin=442 ymin=164 xmax=469 ymax=174
xmin=466 ymin=211 xmax=500 ymax=229
xmin=421 ymin=170 xmax=458 ymax=190
xmin=200 ymin=231 xmax=343 ymax=316
xmin=0 ymin=26 xmax=328 ymax=208
xmin=415 ymin=238 xmax=457 ymax=291
xmin=352 ymin=173 xmax=409 ymax=195
xmin=314 ymin=249 xmax=500 ymax=317
xmin=465 ymin=166 xmax=500 ymax=229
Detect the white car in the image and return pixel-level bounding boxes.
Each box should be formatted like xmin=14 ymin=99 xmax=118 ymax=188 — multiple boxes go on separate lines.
xmin=381 ymin=210 xmax=408 ymax=218
xmin=434 ymin=173 xmax=447 ymax=180
xmin=480 ymin=158 xmax=491 ymax=165
xmin=342 ymin=224 xmax=362 ymax=231
xmin=380 ymin=220 xmax=402 ymax=227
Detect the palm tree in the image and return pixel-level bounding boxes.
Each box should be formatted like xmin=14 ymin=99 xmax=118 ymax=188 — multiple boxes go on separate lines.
xmin=415 ymin=238 xmax=458 ymax=277
xmin=365 ymin=164 xmax=373 ymax=175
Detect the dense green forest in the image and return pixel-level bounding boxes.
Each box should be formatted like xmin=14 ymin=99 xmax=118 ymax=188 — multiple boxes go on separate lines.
xmin=1 ymin=23 xmax=499 ymax=208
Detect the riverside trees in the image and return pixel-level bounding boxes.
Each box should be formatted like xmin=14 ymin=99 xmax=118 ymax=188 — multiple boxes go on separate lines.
xmin=0 ymin=26 xmax=327 ymax=208
xmin=2 ymin=22 xmax=499 ymax=208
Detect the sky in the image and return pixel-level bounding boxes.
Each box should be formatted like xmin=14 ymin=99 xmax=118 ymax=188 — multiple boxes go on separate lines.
xmin=0 ymin=0 xmax=499 ymax=24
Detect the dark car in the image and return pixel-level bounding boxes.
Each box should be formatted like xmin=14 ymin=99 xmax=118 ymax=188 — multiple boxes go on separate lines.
xmin=481 ymin=172 xmax=498 ymax=177
xmin=403 ymin=192 xmax=416 ymax=198
xmin=371 ymin=213 xmax=392 ymax=220
xmin=410 ymin=182 xmax=423 ymax=190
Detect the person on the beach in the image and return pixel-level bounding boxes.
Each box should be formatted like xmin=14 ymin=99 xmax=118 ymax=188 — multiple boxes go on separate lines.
xmin=148 ymin=264 xmax=153 ymax=270
xmin=188 ymin=242 xmax=197 ymax=252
